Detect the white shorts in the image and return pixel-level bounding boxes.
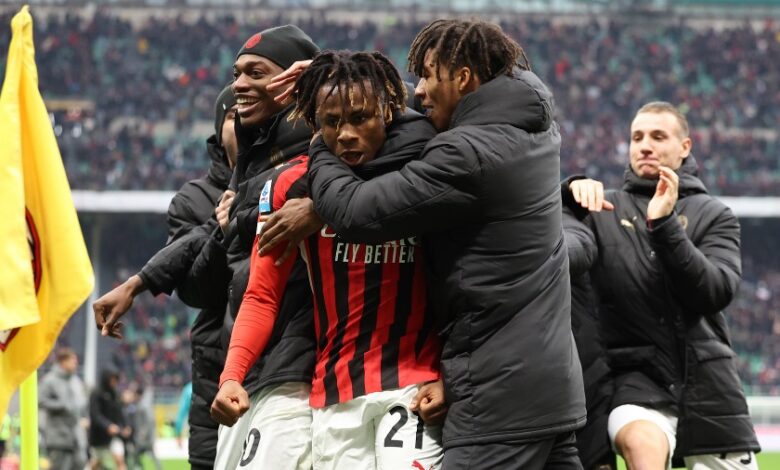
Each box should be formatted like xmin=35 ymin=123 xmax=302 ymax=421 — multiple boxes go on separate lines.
xmin=214 ymin=381 xmax=312 ymax=470
xmin=311 ymin=384 xmax=443 ymax=470
xmin=608 ymin=404 xmax=757 ymax=470
xmin=109 ymin=437 xmax=125 ymax=457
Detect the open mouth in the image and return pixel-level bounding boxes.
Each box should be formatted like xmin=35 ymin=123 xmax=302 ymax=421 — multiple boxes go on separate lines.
xmin=339 ymin=151 xmax=364 ymax=165
xmin=236 ymin=96 xmax=260 ymax=117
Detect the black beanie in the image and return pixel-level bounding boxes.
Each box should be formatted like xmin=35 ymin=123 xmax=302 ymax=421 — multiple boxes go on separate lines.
xmin=236 ymin=25 xmax=319 ymax=70
xmin=214 ymin=85 xmax=237 ymax=145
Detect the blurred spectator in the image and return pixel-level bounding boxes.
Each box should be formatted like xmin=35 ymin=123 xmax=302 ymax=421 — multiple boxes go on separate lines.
xmin=173 ymin=382 xmax=191 ymax=449
xmin=0 ymin=8 xmax=776 ymax=195
xmin=38 ymin=347 xmax=89 ymax=470
xmin=89 ymin=366 xmax=130 ymax=470
xmin=122 ymin=384 xmax=162 ymax=470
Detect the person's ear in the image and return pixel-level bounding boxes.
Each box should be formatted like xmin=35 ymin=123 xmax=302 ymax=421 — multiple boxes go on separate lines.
xmin=456 ymin=66 xmax=480 ymax=94
xmin=681 ymin=136 xmax=692 ymax=159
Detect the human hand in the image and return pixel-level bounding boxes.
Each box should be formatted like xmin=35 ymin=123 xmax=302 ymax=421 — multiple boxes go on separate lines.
xmin=258 ymin=198 xmax=323 ymax=265
xmin=216 ymin=190 xmax=236 ymax=233
xmin=569 ymin=179 xmax=615 ymax=212
xmin=267 ymin=60 xmax=312 ymax=103
xmin=93 ymin=275 xmax=145 ymax=339
xmin=410 ymin=380 xmax=448 ymax=426
xmin=121 ymin=426 xmax=132 ymax=438
xmin=107 ymin=423 xmax=120 ymax=436
xmin=210 ymin=380 xmax=250 ymax=427
xmin=647 ymin=166 xmax=679 ymax=220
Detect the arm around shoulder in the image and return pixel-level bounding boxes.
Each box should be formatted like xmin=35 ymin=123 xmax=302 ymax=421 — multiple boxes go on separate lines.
xmin=308 ymin=134 xmax=481 ymax=243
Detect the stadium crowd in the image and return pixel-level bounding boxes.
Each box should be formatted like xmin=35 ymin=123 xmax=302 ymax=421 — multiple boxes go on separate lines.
xmin=0 ymin=8 xmax=777 ymax=194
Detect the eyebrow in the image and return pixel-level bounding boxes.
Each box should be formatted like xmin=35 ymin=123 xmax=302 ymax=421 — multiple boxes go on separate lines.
xmin=236 ymin=60 xmax=269 ymax=70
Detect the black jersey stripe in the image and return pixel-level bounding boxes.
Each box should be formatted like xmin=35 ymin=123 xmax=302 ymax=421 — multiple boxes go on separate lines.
xmin=322 ymin=237 xmax=350 ymax=404
xmin=380 ymin=260 xmax=415 ymax=390
xmin=347 ymin=261 xmax=383 ymax=398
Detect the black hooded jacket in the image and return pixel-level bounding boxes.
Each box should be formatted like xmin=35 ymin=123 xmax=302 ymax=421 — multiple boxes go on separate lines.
xmin=308 ymin=70 xmax=586 ymax=448
xmin=88 ymin=368 xmax=124 ymax=448
xmin=209 ymin=106 xmax=316 ymax=396
xmin=135 ymin=136 xmax=231 ymax=467
xmin=568 ymin=156 xmax=759 ymax=459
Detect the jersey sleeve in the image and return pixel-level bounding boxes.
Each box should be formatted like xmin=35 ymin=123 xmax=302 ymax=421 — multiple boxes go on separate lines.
xmin=218 ymin=157 xmax=309 ymax=388
xmin=219 ymin=240 xmax=296 ymax=387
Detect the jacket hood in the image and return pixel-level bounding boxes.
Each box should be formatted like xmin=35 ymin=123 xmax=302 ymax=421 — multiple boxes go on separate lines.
xmin=622 ymin=154 xmax=707 ymax=198
xmin=99 ymin=366 xmax=119 ymax=392
xmin=450 ymin=68 xmax=554 ymax=133
xmin=206 ymin=134 xmax=233 ymax=190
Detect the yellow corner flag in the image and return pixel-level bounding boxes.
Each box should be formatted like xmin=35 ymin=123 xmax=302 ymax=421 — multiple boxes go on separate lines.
xmin=0 ymin=6 xmax=94 ymax=417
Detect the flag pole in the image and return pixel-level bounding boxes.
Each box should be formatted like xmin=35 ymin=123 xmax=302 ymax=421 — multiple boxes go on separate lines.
xmin=19 ymin=370 xmax=39 ymax=470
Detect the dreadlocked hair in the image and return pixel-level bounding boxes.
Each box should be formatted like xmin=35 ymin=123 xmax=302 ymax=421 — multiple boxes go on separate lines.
xmin=407 ymin=19 xmax=530 ymax=83
xmin=290 ymin=50 xmax=407 ymax=129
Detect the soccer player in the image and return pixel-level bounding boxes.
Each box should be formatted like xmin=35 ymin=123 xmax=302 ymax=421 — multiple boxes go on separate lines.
xmin=206 ymin=25 xmax=320 ymax=469
xmin=306 ymin=20 xmax=586 ymax=469
xmin=212 ymin=50 xmax=443 ymax=469
xmin=565 ymin=102 xmax=760 ymax=469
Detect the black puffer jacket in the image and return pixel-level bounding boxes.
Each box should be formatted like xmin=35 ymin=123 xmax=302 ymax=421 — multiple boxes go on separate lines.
xmin=135 ymin=136 xmax=231 ymax=467
xmin=308 ymin=70 xmax=585 ymax=448
xmin=218 ymin=106 xmax=316 ymax=395
xmin=573 ymin=156 xmax=759 ymax=459
xmin=88 ymin=368 xmax=124 ymax=448
xmin=563 ymin=208 xmax=615 ymax=469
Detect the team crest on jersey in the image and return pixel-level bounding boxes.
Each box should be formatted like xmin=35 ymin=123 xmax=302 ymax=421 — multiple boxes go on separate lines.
xmin=2 ymin=209 xmax=42 ymax=352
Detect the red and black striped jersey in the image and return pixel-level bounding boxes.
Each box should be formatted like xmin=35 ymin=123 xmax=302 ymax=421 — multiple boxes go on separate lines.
xmin=220 ymin=156 xmax=440 ymax=408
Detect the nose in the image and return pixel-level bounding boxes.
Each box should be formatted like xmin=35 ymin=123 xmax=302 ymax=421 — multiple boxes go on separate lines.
xmin=414 ymin=78 xmax=426 ymax=100
xmin=337 ymin=123 xmax=358 ymax=145
xmin=638 ymin=136 xmax=653 ymax=155
xmin=233 ymin=73 xmax=249 ymax=93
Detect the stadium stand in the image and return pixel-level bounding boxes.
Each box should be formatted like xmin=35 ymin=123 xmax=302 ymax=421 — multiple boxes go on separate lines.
xmin=0 ymin=7 xmax=777 ymax=194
